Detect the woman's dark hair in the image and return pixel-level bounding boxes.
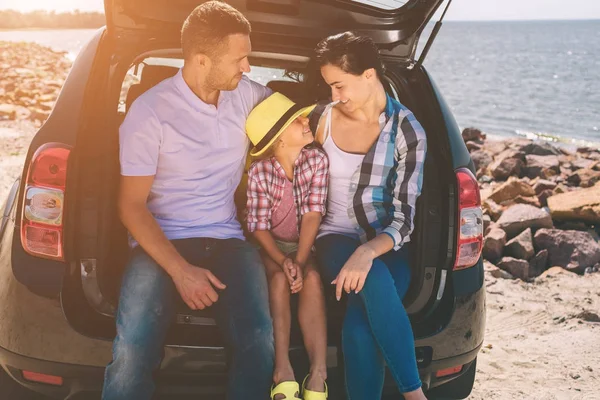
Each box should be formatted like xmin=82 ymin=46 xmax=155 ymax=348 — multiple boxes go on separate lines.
xmin=315 ymin=31 xmax=385 ymax=78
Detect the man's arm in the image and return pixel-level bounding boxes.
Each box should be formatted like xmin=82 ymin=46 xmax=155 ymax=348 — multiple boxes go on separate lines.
xmin=119 ymin=176 xmax=225 ymax=311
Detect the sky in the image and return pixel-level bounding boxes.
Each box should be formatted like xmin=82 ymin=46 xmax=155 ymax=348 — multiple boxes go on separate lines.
xmin=1 ymin=0 xmax=600 ymax=21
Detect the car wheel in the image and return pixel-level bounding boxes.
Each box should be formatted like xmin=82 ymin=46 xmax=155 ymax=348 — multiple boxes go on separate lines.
xmin=0 ymin=368 xmax=52 ymax=400
xmin=426 ymin=358 xmax=477 ymax=400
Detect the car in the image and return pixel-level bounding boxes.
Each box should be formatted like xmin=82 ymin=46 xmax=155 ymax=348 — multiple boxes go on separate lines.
xmin=0 ymin=0 xmax=485 ymax=399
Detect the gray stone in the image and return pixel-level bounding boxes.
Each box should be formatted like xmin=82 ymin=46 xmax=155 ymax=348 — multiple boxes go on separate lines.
xmin=520 ymin=142 xmax=562 ymax=156
xmin=497 ymin=257 xmax=530 ymax=281
xmin=532 ymin=179 xmax=557 ymax=195
xmin=523 ymin=155 xmax=561 ymax=179
xmin=504 ymin=228 xmax=535 ymax=260
xmin=529 ymin=249 xmax=549 ymax=278
xmin=483 ymin=228 xmax=507 ymax=262
xmin=471 ymin=150 xmax=493 ymax=171
xmin=462 ymin=127 xmax=485 ymax=142
xmin=496 ymin=204 xmax=554 ymax=239
xmin=533 ymin=228 xmax=600 ymax=273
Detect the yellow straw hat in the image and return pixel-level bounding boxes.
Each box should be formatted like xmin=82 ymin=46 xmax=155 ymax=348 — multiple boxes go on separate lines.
xmin=246 ymin=92 xmax=316 ymax=157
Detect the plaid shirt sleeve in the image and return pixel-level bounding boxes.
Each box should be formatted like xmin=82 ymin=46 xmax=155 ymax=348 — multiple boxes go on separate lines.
xmin=301 ymin=150 xmax=329 ymax=216
xmin=246 ymin=162 xmax=272 ymax=232
xmin=382 ymin=111 xmax=427 ymax=250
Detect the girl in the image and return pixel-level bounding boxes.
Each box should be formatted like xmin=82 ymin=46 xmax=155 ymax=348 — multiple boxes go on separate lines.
xmin=245 ymin=92 xmax=329 ymax=400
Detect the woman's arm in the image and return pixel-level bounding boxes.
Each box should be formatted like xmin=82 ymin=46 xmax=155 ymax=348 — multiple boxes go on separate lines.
xmin=333 ymin=112 xmax=427 ymax=300
xmin=382 ymin=113 xmax=427 ymax=250
xmin=332 ymin=233 xmax=394 ymax=301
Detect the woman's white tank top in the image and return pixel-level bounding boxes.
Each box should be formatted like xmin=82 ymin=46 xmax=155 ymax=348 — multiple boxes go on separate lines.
xmin=318 ymin=107 xmax=366 ymax=239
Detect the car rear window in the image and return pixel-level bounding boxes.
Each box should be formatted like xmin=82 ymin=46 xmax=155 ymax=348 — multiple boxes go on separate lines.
xmin=351 ymin=0 xmax=410 ymax=10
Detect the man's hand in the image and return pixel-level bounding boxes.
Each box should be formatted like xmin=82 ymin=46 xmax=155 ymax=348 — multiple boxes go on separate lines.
xmin=172 ymin=264 xmax=226 ymax=310
xmin=332 ymin=246 xmax=375 ymax=301
xmin=282 ymin=257 xmax=303 ymax=294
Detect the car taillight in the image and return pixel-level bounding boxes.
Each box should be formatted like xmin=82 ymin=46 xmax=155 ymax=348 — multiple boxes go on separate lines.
xmin=453 ymin=168 xmax=483 ymax=270
xmin=21 ymin=143 xmax=71 ymax=261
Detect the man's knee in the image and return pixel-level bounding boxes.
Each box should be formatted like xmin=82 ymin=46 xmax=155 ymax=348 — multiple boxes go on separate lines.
xmin=232 ymin=314 xmax=274 ymax=360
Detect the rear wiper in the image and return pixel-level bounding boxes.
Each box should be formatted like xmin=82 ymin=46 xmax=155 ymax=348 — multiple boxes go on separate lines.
xmin=415 ymin=0 xmax=453 ymax=69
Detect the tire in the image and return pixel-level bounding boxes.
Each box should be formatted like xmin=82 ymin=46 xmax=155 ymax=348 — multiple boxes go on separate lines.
xmin=426 ymin=358 xmax=477 ymax=400
xmin=0 ymin=368 xmax=52 ymax=400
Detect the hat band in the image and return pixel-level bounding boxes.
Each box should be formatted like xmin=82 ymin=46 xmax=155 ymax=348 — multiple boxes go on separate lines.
xmin=255 ymin=103 xmax=304 ymax=152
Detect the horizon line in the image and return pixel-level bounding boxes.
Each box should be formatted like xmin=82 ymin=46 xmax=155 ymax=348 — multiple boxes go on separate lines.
xmin=1 ymin=8 xmax=599 ymax=23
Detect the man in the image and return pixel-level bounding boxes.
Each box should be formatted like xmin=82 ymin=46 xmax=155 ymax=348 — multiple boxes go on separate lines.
xmin=102 ymin=2 xmax=274 ymax=399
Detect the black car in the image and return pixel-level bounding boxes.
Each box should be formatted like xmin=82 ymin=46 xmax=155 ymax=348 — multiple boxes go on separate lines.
xmin=0 ymin=1 xmax=485 ymax=399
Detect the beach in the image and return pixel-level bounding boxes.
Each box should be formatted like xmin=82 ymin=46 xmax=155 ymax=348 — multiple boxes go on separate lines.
xmin=1 ymin=34 xmax=600 ymax=400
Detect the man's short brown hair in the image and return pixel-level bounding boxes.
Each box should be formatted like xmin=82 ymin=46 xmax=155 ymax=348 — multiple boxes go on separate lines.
xmin=181 ymin=1 xmax=251 ymax=60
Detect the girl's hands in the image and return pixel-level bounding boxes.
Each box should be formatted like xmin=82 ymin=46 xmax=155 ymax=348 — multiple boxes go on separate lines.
xmin=282 ymin=257 xmax=303 ymax=294
xmin=332 ymin=245 xmax=375 ymax=301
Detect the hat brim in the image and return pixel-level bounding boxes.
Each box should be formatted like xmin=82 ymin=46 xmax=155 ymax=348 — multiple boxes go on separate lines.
xmin=250 ymin=104 xmax=316 ymax=157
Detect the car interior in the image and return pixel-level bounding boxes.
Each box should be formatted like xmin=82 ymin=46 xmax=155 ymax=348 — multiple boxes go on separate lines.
xmin=72 ymin=48 xmax=451 ymax=347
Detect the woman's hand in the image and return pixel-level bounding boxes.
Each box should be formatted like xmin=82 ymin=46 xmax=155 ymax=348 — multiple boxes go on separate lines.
xmin=332 ymin=245 xmax=375 ymax=301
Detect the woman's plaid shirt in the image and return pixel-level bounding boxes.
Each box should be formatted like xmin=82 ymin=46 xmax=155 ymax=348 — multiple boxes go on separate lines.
xmin=310 ymin=95 xmax=427 ymax=250
xmin=246 ymin=147 xmax=329 ymax=233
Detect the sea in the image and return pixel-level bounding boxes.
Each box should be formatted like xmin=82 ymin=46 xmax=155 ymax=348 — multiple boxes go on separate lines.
xmin=1 ymin=20 xmax=599 ymax=148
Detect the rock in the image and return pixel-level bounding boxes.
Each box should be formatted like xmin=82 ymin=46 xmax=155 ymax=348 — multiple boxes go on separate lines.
xmin=566 ymin=168 xmax=600 ymax=188
xmin=553 ymin=183 xmax=569 ymax=195
xmin=537 ymin=189 xmax=554 ymax=207
xmin=540 ymin=266 xmax=577 ymax=278
xmin=555 ymin=221 xmax=591 ymax=231
xmin=489 ymin=178 xmax=536 ymax=204
xmin=489 ymin=157 xmax=524 ymax=180
xmin=523 ymin=155 xmax=560 ymax=179
xmin=483 ymin=214 xmax=492 ymax=233
xmin=484 ymin=261 xmax=514 ymax=279
xmin=462 ymin=127 xmax=485 ymax=143
xmin=529 ymin=249 xmax=549 ymax=278
xmin=0 ymin=103 xmax=18 ymax=120
xmin=482 ymin=199 xmax=504 ymax=221
xmin=496 ymin=204 xmax=553 ymax=239
xmin=532 ymin=179 xmax=557 ymax=195
xmin=533 ymin=228 xmax=600 ymax=273
xmin=497 ymin=257 xmax=530 ymax=281
xmin=506 ymin=138 xmax=533 ymax=150
xmin=483 ymin=228 xmax=507 ymax=262
xmin=471 ymin=150 xmax=493 ymax=171
xmin=484 ymin=140 xmax=507 ymax=156
xmin=488 ymin=149 xmax=526 ymax=180
xmin=574 ymin=310 xmax=600 ymax=323
xmin=484 ymin=221 xmax=497 ymax=237
xmin=520 ymin=142 xmax=562 ymax=156
xmin=547 ymin=184 xmax=600 ymax=223
xmin=507 ymin=195 xmax=541 ymax=208
xmin=571 ymin=158 xmax=596 ymax=171
xmin=478 ymin=174 xmax=493 ymax=184
xmin=467 ymin=141 xmax=483 ymax=152
xmin=504 ymin=228 xmax=535 ymax=260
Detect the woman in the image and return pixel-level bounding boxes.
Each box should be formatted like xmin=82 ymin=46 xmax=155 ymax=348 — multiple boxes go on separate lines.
xmin=312 ymin=32 xmax=428 ymax=400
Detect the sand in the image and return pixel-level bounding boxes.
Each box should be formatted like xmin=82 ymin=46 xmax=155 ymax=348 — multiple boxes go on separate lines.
xmin=1 ymin=123 xmax=600 ymax=399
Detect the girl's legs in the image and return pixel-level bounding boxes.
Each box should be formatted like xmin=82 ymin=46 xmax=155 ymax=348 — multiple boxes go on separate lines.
xmin=297 ymin=258 xmax=328 ymax=392
xmin=316 ymin=235 xmax=425 ymax=400
xmin=262 ymin=254 xmax=297 ymax=399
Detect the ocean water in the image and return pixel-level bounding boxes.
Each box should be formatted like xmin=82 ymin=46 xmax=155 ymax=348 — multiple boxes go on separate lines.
xmin=1 ymin=20 xmax=599 ymax=147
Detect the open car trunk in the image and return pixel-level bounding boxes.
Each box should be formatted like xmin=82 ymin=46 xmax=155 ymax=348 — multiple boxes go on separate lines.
xmin=105 ymin=0 xmax=446 ymax=62
xmin=63 ymin=1 xmax=458 ymax=348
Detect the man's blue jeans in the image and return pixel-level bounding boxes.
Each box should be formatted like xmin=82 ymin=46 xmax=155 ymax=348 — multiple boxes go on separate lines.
xmin=102 ymin=238 xmax=274 ymax=400
xmin=315 ymin=234 xmax=422 ymax=399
